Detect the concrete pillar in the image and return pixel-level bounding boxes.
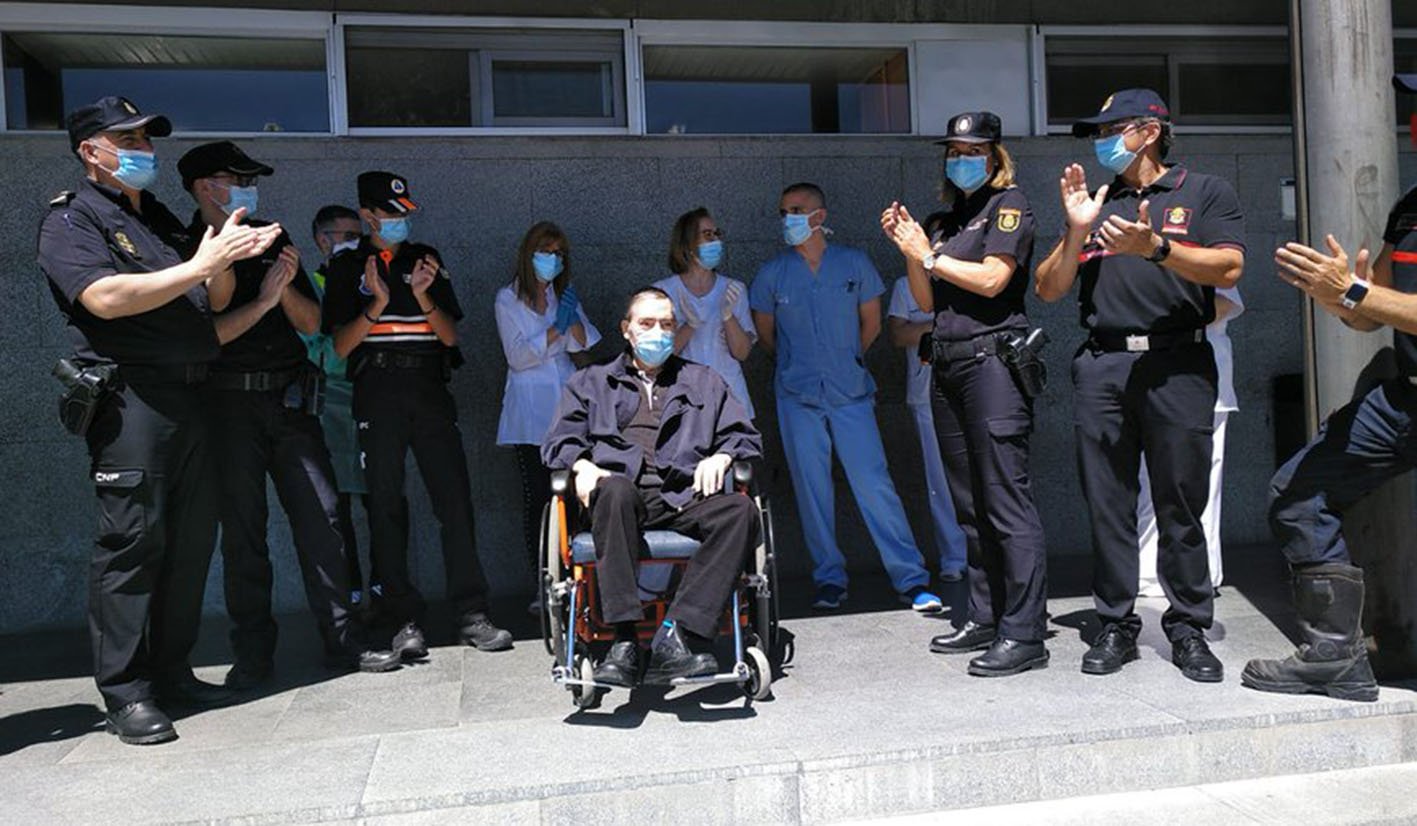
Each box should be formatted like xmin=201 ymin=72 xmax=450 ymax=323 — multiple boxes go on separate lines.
xmin=1294 ymin=0 xmax=1417 ymax=676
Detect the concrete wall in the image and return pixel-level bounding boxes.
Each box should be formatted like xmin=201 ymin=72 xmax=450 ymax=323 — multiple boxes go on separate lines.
xmin=0 ymin=132 xmax=1331 ymax=633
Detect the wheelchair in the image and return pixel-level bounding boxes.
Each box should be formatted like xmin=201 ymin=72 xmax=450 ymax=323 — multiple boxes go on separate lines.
xmin=539 ymin=462 xmax=781 ymax=709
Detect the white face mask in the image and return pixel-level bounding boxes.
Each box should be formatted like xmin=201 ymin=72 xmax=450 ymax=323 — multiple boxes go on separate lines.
xmin=332 ymin=239 xmax=359 ymax=256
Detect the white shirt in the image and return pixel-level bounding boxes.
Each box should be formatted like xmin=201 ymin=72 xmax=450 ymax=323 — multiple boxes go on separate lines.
xmin=886 ymin=278 xmax=934 ymax=407
xmin=1211 ymin=286 xmax=1244 ymax=413
xmin=495 ymin=282 xmax=601 ymax=445
xmin=654 ymin=273 xmax=757 ymax=418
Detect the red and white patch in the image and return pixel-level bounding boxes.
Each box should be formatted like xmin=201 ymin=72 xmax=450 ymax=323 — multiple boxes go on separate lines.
xmin=1161 ymin=206 xmax=1193 ymax=235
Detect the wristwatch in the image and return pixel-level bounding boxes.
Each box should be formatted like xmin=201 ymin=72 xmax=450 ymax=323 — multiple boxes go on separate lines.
xmin=1341 ymin=277 xmax=1371 ymax=310
xmin=1146 ymin=235 xmax=1171 ymax=263
xmin=921 ymin=252 xmax=939 ymax=272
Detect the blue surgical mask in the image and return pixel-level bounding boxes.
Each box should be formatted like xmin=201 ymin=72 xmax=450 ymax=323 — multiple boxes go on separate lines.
xmin=633 ymin=329 xmax=675 ymax=367
xmin=532 ymin=251 xmax=563 ymax=282
xmin=377 ymin=216 xmax=410 ymax=244
xmin=782 ymin=211 xmax=819 ymax=246
xmin=220 ymin=184 xmax=259 ymax=217
xmin=1094 ymin=132 xmax=1138 ymax=175
xmin=103 ymin=147 xmax=159 ymax=191
xmin=697 ymin=240 xmax=723 ymax=270
xmin=945 ymin=155 xmax=989 ymax=192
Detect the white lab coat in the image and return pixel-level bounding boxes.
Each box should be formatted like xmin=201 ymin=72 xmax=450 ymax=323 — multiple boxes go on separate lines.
xmin=494 ymin=281 xmax=601 ymax=446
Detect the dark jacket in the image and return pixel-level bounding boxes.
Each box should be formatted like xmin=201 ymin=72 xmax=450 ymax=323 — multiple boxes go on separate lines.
xmin=541 ymin=353 xmax=762 ymax=509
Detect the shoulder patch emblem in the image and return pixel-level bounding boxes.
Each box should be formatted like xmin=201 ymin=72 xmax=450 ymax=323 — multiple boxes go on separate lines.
xmin=113 ymin=232 xmax=137 ymax=256
xmin=1162 ymin=206 xmax=1193 ymax=235
xmin=996 ymin=208 xmax=1021 ymax=233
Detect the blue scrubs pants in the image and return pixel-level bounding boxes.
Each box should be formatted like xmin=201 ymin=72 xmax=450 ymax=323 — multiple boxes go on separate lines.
xmin=777 ymin=394 xmax=929 ymax=593
xmin=908 ymin=402 xmax=969 ymax=575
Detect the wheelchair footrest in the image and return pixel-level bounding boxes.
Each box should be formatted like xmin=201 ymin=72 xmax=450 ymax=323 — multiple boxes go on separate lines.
xmin=667 ymin=662 xmax=750 ymax=687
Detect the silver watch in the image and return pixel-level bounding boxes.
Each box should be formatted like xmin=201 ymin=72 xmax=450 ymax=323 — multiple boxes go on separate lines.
xmin=921 ymin=252 xmax=938 ymax=272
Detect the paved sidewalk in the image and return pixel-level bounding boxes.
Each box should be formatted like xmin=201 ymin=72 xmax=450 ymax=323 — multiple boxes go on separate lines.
xmin=2 ymin=551 xmax=1416 ymax=824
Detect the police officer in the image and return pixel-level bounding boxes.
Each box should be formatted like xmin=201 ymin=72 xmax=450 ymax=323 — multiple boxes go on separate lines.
xmin=1035 ymin=89 xmax=1245 ymax=682
xmin=881 ymin=111 xmax=1050 ymax=676
xmin=1240 ymin=73 xmax=1417 ymax=703
xmin=322 ymin=171 xmax=511 ymax=657
xmin=176 ymin=142 xmax=399 ymax=688
xmin=37 ymin=97 xmax=283 ymax=744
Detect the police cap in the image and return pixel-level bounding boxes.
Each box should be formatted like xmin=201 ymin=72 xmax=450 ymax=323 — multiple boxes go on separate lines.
xmin=1396 ymin=74 xmax=1417 ymax=94
xmin=177 ymin=141 xmax=275 ymax=190
xmin=934 ymin=111 xmax=1002 ymax=146
xmin=1071 ymin=88 xmax=1171 ymax=137
xmin=66 ymin=96 xmax=172 ymax=152
xmin=357 ymin=171 xmax=419 ymax=214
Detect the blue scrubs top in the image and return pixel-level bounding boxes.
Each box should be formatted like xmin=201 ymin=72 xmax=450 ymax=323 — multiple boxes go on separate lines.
xmin=750 ymin=243 xmax=885 ymax=407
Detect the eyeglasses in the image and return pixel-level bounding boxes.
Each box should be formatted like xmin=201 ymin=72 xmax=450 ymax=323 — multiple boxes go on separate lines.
xmin=1096 ymin=121 xmax=1146 ymax=139
xmin=318 ymin=229 xmax=362 ymax=243
xmin=699 ymin=228 xmax=724 ymax=240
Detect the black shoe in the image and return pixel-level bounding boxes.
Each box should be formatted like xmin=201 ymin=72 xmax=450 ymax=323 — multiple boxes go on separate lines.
xmin=930 ymin=621 xmax=995 ymax=654
xmin=643 ymin=624 xmax=719 ymax=684
xmin=223 ymin=659 xmax=274 ymax=692
xmin=105 ymin=700 xmax=177 ymax=746
xmin=968 ymin=638 xmax=1050 ymax=677
xmin=1242 ymin=563 xmax=1379 ymax=702
xmin=594 ymin=640 xmax=640 ymax=688
xmin=458 ymin=612 xmax=513 ymax=652
xmin=1081 ymin=625 xmax=1139 ymax=675
xmin=1173 ymin=636 xmax=1224 ymax=683
xmin=391 ymin=623 xmax=429 ymax=660
xmin=154 ymin=670 xmax=235 ymax=707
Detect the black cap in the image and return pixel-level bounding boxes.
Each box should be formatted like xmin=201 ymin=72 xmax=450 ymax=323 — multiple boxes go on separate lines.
xmin=1071 ymin=88 xmax=1171 ymax=137
xmin=65 ymin=96 xmax=172 ymax=152
xmin=934 ymin=111 xmax=1002 ymax=146
xmin=1396 ymin=74 xmax=1417 ymax=94
xmin=177 ymin=141 xmax=274 ymax=190
xmin=357 ymin=171 xmax=419 ymax=214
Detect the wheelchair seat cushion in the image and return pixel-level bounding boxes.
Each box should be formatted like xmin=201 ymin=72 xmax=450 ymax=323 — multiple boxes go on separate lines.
xmin=569 ymin=530 xmax=701 ymax=564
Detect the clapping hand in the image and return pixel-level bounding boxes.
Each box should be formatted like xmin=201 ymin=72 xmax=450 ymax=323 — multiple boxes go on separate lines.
xmin=409 ymin=254 xmax=440 ymax=297
xmin=194 ymin=207 xmax=284 ymax=274
xmin=721 ymin=281 xmax=743 ymax=322
xmin=1097 ymin=199 xmax=1160 ymax=258
xmin=882 ymin=202 xmax=934 ymax=262
xmin=257 ymin=245 xmax=299 ymax=311
xmin=362 ymin=254 xmax=389 ymax=315
xmin=554 ymin=285 xmax=580 ymax=334
xmin=679 ymin=296 xmax=705 ymax=329
xmin=1275 ymin=234 xmax=1365 ymax=309
xmin=1059 ymin=164 xmax=1108 ymax=233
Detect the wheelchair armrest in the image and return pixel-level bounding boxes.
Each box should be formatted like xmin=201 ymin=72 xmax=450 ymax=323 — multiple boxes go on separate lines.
xmin=550 ymin=470 xmax=571 ymax=497
xmin=730 ymin=460 xmax=755 ymax=494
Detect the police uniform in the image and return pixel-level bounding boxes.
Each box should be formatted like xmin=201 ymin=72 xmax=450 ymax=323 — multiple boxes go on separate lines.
xmin=36 ymin=98 xmax=220 ymax=723
xmin=176 ymin=142 xmax=395 ymax=682
xmin=321 ymin=172 xmax=503 ymax=648
xmin=915 ymin=112 xmax=1049 ymax=673
xmin=1069 ymin=94 xmax=1246 ymax=649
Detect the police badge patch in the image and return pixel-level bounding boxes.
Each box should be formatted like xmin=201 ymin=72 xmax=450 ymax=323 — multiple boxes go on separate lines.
xmin=996 ymin=208 xmax=1021 ymax=233
xmin=113 ymin=232 xmax=138 ymax=256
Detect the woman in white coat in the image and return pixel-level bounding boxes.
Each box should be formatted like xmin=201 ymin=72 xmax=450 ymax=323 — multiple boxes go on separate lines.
xmin=654 ymin=207 xmax=756 ymax=416
xmin=495 ymin=221 xmax=600 ymax=610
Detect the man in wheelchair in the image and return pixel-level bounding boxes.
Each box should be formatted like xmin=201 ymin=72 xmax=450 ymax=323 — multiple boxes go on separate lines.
xmin=542 ymin=286 xmax=763 ymax=686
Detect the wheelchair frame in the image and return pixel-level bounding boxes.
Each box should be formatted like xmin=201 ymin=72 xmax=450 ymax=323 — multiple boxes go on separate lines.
xmin=539 ymin=462 xmax=781 ymax=708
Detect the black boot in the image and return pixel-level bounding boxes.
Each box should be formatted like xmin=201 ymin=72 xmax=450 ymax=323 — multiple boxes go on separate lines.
xmin=1241 ymin=563 xmax=1378 ymax=702
xmin=105 ymin=700 xmax=177 ymax=745
xmin=644 ymin=622 xmax=718 ymax=684
xmin=594 ymin=641 xmax=641 ymax=688
xmin=154 ymin=669 xmax=234 ymax=707
xmin=391 ymin=623 xmax=428 ymax=660
xmin=458 ymin=612 xmax=514 ymax=652
xmin=929 ymin=621 xmax=995 ymax=654
xmin=967 ymin=638 xmax=1049 ymax=677
xmin=327 ymin=626 xmax=401 ymax=674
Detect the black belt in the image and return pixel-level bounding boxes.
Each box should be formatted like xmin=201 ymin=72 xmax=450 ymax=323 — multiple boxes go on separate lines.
xmin=933 ymin=331 xmax=1017 ymax=363
xmin=207 ymin=367 xmax=303 ymax=392
xmin=117 ymin=363 xmax=210 ymax=385
xmin=1089 ymin=329 xmax=1205 ymax=353
xmin=365 ymin=350 xmax=447 ymax=371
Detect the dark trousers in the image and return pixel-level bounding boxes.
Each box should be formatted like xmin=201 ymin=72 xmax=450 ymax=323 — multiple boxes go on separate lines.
xmin=1270 ymin=378 xmax=1417 ymax=566
xmin=353 ymin=365 xmax=490 ymax=624
xmin=84 ymin=379 xmax=218 ymax=711
xmin=588 ymin=474 xmax=758 ymax=639
xmin=931 ymin=352 xmax=1048 ymax=641
xmin=211 ymin=389 xmax=357 ymax=662
xmin=515 ymin=444 xmax=553 ymax=577
xmin=333 ymin=493 xmax=364 ymax=595
xmin=1073 ymin=343 xmax=1217 ymax=641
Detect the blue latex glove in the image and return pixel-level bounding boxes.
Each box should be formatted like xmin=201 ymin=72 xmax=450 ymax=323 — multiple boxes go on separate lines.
xmin=554 ymin=286 xmax=580 ymax=334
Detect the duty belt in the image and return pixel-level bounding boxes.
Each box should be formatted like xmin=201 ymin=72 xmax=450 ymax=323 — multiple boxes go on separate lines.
xmin=207 ymin=367 xmax=303 ymax=392
xmin=117 ymin=363 xmax=210 ymax=385
xmin=1089 ymin=328 xmax=1205 ymax=353
xmin=365 ymin=350 xmax=446 ymax=371
xmin=933 ymin=331 xmax=1017 ymax=363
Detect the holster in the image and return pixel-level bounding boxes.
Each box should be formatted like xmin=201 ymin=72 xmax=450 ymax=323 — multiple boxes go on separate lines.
xmin=998 ymin=328 xmax=1049 ymax=400
xmin=283 ymin=363 xmax=326 ymax=417
xmin=53 ymin=358 xmax=116 ymax=436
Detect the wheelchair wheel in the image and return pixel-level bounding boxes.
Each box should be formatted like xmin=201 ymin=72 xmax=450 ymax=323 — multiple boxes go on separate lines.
xmin=570 ymin=650 xmax=598 ymax=710
xmin=743 ymin=645 xmax=772 ymax=701
xmin=540 ymin=500 xmax=565 ymax=658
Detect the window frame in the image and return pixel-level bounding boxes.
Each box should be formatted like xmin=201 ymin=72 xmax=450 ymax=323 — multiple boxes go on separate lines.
xmin=1035 ymin=24 xmax=1292 ymax=136
xmin=333 ymin=13 xmax=636 ymax=136
xmin=0 ymin=1 xmax=337 ymax=135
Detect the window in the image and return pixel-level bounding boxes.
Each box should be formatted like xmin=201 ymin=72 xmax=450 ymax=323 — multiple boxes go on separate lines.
xmin=2 ymin=32 xmax=328 ymax=132
xmin=343 ymin=26 xmax=625 ymax=129
xmin=642 ymin=45 xmax=910 ymax=134
xmin=1398 ymin=37 xmax=1417 ymax=128
xmin=1045 ymin=36 xmax=1291 ymax=128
